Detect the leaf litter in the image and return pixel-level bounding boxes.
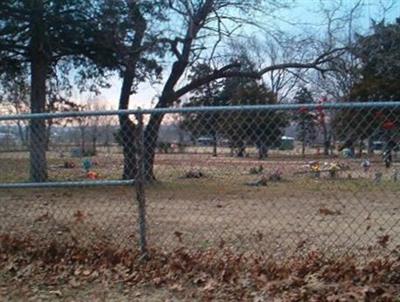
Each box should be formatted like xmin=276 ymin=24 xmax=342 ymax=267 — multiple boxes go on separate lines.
xmin=0 ymin=234 xmax=399 ymax=301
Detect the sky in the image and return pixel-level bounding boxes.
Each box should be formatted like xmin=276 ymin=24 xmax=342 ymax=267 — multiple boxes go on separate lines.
xmin=81 ymin=0 xmax=400 ymax=110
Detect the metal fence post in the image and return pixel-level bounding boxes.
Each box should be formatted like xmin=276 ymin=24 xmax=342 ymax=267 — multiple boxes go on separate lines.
xmin=135 ymin=111 xmax=148 ymax=259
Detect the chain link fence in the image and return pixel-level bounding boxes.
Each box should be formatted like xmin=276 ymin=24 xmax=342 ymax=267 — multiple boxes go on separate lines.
xmin=0 ymin=102 xmax=399 ymax=258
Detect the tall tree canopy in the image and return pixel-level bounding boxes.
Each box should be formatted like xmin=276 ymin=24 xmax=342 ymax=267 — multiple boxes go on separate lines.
xmin=0 ymin=0 xmax=117 ymax=181
xmin=293 ymin=87 xmax=317 ymax=157
xmin=182 ymin=60 xmax=289 ymax=159
xmin=220 ymin=76 xmax=289 ymax=159
xmin=334 ymin=18 xmax=400 ymax=154
xmin=179 ymin=64 xmax=225 ymax=157
xmin=98 ymin=0 xmax=167 ymax=179
xmin=1 ymin=0 xmax=347 ymax=182
xmin=351 ymin=18 xmax=400 ymax=100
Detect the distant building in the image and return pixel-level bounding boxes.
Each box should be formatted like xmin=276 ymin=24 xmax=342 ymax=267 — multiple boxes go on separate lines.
xmin=280 ymin=136 xmax=295 ymax=150
xmin=157 ymin=124 xmax=192 ymax=144
xmin=196 ymin=136 xmax=214 ymax=146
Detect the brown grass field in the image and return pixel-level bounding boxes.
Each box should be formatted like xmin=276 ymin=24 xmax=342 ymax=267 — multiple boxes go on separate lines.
xmin=1 ymin=150 xmax=399 ymax=255
xmin=1 ymin=150 xmax=400 ymax=300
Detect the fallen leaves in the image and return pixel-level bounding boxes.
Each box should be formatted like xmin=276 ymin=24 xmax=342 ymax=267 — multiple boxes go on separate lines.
xmin=82 ymin=269 xmax=92 ymax=276
xmin=34 ymin=212 xmax=49 ymax=223
xmin=68 ymin=278 xmax=81 ymax=288
xmin=319 ymin=208 xmax=341 ymax=216
xmin=48 ymin=290 xmax=62 ymax=297
xmin=202 ymin=279 xmax=217 ymax=292
xmin=173 ymin=231 xmax=183 ymax=243
xmin=377 ymin=235 xmax=390 ymax=248
xmin=169 ymin=283 xmax=185 ymax=292
xmin=73 ymin=210 xmax=86 ymax=223
xmin=1 ymin=235 xmax=400 ymax=301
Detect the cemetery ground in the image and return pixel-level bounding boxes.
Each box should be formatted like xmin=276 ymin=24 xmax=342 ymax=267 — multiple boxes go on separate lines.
xmin=0 ymin=150 xmax=400 ymax=300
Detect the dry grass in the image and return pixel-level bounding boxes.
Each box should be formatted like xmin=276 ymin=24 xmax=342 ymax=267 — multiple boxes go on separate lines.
xmin=1 ymin=152 xmax=400 ymax=301
xmin=1 ymin=174 xmax=399 ymax=257
xmin=1 ymin=151 xmax=399 ymax=257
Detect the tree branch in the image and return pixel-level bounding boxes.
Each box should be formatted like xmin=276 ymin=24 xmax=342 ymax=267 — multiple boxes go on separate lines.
xmin=174 ymin=47 xmax=347 ymax=100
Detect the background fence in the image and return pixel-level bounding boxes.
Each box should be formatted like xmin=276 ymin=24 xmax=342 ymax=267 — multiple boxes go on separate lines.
xmin=0 ymin=102 xmax=399 ymax=258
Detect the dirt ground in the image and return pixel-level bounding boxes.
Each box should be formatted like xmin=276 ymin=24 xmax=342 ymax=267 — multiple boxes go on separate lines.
xmin=1 ymin=238 xmax=400 ymax=301
xmin=1 ymin=153 xmax=399 ymax=257
xmin=1 ymin=152 xmax=400 ymax=300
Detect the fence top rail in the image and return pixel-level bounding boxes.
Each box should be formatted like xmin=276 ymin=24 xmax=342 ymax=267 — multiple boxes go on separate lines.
xmin=1 ymin=101 xmax=400 ymax=121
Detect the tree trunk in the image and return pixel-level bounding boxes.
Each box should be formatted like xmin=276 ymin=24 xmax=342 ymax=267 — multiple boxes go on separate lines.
xmin=144 ymin=112 xmax=164 ymax=181
xmin=104 ymin=125 xmax=111 ymax=153
xmin=45 ymin=120 xmax=52 ymax=151
xmin=368 ymin=136 xmax=374 ymax=155
xmin=91 ymin=125 xmax=98 ymax=155
xmin=237 ymin=140 xmax=246 ymax=157
xmin=121 ymin=122 xmax=137 ymax=180
xmin=17 ymin=121 xmax=28 ymax=147
xmin=230 ymin=144 xmax=234 ymax=157
xmin=212 ymin=129 xmax=217 ymax=157
xmin=29 ymin=0 xmax=48 ymax=182
xmin=92 ymin=136 xmax=97 ymax=155
xmin=358 ymin=139 xmax=363 ymax=158
xmin=329 ymin=133 xmax=335 ymax=156
xmin=321 ymin=123 xmax=330 ymax=156
xmin=116 ymin=3 xmax=146 ymax=180
xmin=142 ymin=93 xmax=182 ymax=181
xmin=119 ymin=69 xmax=137 ymax=180
xmin=301 ymin=120 xmax=306 ymax=158
xmin=80 ymin=127 xmax=86 ymax=155
xmin=258 ymin=142 xmax=268 ymax=159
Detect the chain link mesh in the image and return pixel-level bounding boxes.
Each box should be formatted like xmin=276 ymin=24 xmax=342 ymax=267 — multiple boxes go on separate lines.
xmin=0 ymin=104 xmax=399 ymax=258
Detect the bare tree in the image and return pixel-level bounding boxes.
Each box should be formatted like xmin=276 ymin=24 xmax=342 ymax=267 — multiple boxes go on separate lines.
xmin=142 ymin=0 xmax=346 ymax=180
xmin=94 ymin=0 xmax=166 ymax=179
xmin=306 ymin=0 xmax=399 ymax=100
xmin=87 ymin=102 xmax=116 ymax=155
xmin=74 ymin=101 xmax=114 ymax=156
xmin=309 ymin=0 xmax=365 ymax=101
xmin=105 ymin=0 xmax=346 ymax=181
xmin=0 ymin=74 xmax=80 ymax=150
xmin=0 ymin=75 xmax=30 ymax=147
xmin=228 ymin=35 xmax=308 ymax=103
